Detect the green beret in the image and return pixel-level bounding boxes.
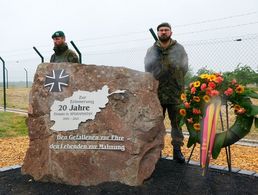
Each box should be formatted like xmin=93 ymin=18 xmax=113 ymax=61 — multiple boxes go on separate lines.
xmin=52 ymin=31 xmax=65 ymax=39
xmin=157 ymin=22 xmax=171 ymax=31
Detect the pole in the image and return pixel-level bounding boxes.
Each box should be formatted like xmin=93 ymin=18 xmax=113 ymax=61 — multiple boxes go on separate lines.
xmin=0 ymin=56 xmax=7 ymax=111
xmin=70 ymin=41 xmax=82 ymax=63
xmin=5 ymin=68 xmax=8 ymax=89
xmin=33 ymin=46 xmax=44 ymax=63
xmin=149 ymin=28 xmax=158 ymax=41
xmin=24 ymin=68 xmax=28 ymax=88
xmin=225 ymin=102 xmax=232 ymax=172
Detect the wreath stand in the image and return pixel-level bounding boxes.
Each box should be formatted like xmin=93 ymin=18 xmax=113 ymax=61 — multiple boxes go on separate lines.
xmin=175 ymin=101 xmax=233 ymax=193
xmin=186 ymin=99 xmax=232 ymax=173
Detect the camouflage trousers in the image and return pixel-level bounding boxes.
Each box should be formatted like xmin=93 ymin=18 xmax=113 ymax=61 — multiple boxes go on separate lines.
xmin=161 ymin=104 xmax=184 ymax=149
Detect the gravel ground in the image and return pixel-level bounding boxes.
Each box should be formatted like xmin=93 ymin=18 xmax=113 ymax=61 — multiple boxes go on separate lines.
xmin=1 ymin=136 xmax=258 ymax=173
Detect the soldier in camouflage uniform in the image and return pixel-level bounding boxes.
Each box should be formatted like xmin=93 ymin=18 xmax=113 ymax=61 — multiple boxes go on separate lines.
xmin=50 ymin=31 xmax=79 ymax=63
xmin=144 ymin=22 xmax=188 ymax=163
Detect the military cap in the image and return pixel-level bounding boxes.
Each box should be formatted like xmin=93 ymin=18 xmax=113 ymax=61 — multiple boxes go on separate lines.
xmin=157 ymin=22 xmax=171 ymax=31
xmin=52 ymin=31 xmax=65 ymax=38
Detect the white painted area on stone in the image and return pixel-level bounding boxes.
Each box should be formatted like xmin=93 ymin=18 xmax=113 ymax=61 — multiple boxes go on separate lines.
xmin=50 ymin=85 xmax=126 ymax=131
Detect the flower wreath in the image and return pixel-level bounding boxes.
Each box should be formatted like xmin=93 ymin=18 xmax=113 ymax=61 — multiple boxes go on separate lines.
xmin=179 ymin=73 xmax=258 ymax=159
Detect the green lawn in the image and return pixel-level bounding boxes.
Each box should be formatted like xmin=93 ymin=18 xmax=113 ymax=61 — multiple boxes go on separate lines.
xmin=0 ymin=112 xmax=28 ymax=138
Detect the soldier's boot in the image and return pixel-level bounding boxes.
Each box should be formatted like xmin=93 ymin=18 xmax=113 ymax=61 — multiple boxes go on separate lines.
xmin=173 ymin=148 xmax=185 ymax=164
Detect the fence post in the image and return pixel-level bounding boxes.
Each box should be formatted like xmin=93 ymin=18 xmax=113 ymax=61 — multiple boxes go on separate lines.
xmin=5 ymin=68 xmax=8 ymax=89
xmin=0 ymin=56 xmax=7 ymax=111
xmin=33 ymin=46 xmax=44 ymax=63
xmin=24 ymin=68 xmax=28 ymax=88
xmin=70 ymin=41 xmax=82 ymax=63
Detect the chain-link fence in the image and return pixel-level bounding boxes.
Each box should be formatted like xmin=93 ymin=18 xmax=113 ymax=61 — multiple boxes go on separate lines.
xmin=1 ymin=33 xmax=257 ymax=82
xmin=183 ymin=33 xmax=258 ymax=73
xmin=0 ymin=33 xmax=257 ymax=109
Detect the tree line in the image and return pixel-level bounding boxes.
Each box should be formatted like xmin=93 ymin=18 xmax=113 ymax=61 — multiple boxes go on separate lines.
xmin=185 ymin=64 xmax=258 ymax=87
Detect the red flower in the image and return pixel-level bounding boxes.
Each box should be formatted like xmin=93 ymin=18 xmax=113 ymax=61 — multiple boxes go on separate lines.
xmin=200 ymin=83 xmax=207 ymax=91
xmin=184 ymin=102 xmax=190 ymax=108
xmin=224 ymin=88 xmax=233 ymax=96
xmin=187 ymin=118 xmax=193 ymax=124
xmin=191 ymin=87 xmax=196 ymax=94
xmin=193 ymin=108 xmax=201 ymax=115
xmin=215 ymin=76 xmax=223 ymax=84
xmin=206 ymin=88 xmax=212 ymax=96
xmin=236 ymin=108 xmax=246 ymax=114
xmin=231 ymin=79 xmax=237 ymax=85
xmin=208 ymin=82 xmax=216 ymax=89
xmin=210 ymin=90 xmax=219 ymax=96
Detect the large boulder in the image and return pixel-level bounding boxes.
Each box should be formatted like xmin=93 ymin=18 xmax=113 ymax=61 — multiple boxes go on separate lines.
xmin=22 ymin=63 xmax=165 ymax=186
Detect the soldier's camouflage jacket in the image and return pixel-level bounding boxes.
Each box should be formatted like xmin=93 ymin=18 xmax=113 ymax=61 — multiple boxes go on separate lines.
xmin=50 ymin=43 xmax=79 ymax=63
xmin=144 ymin=39 xmax=188 ymax=104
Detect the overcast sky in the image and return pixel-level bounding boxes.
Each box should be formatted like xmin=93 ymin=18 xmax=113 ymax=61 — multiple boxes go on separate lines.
xmin=0 ymin=0 xmax=258 ymax=81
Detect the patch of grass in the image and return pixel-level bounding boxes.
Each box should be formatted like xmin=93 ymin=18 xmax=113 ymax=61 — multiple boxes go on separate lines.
xmin=0 ymin=112 xmax=28 ymax=138
xmin=0 ymin=87 xmax=30 ymax=110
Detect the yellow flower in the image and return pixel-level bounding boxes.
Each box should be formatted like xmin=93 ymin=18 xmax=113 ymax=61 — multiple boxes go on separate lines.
xmin=234 ymin=104 xmax=241 ymax=111
xmin=179 ymin=109 xmax=186 ymax=116
xmin=193 ymin=123 xmax=201 ymax=131
xmin=203 ymin=95 xmax=210 ymax=103
xmin=208 ymin=74 xmax=217 ymax=81
xmin=193 ymin=81 xmax=201 ymax=88
xmin=193 ymin=96 xmax=200 ymax=102
xmin=181 ymin=93 xmax=186 ymax=101
xmin=235 ymin=85 xmax=244 ymax=94
xmin=199 ymin=74 xmax=209 ymax=79
xmin=234 ymin=104 xmax=246 ymax=114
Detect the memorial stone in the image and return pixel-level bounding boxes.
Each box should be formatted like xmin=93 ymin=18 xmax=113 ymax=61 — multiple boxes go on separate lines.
xmin=22 ymin=63 xmax=165 ymax=186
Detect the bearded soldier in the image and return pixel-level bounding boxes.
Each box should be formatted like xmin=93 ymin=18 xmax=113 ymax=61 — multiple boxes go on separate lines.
xmin=50 ymin=31 xmax=79 ymax=63
xmin=144 ymin=22 xmax=188 ymax=163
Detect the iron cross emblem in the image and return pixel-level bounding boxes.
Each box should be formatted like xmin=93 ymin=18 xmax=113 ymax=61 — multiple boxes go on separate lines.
xmin=44 ymin=69 xmax=69 ymax=92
